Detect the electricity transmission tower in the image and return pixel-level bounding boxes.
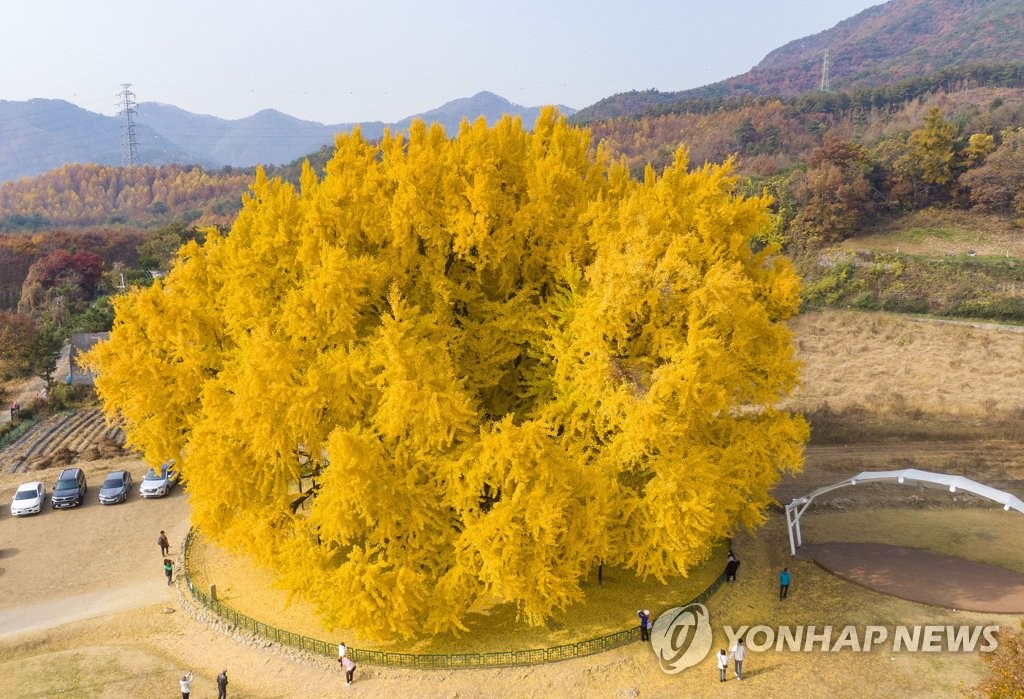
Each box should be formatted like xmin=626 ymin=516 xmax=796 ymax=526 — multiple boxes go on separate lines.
xmin=820 ymin=50 xmax=831 ymax=92
xmin=119 ymin=83 xmax=140 ymax=167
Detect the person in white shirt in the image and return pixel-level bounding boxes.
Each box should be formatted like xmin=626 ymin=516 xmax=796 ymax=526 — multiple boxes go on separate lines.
xmin=729 ymin=638 xmax=747 ymax=680
xmin=180 ymin=670 xmax=194 ymax=699
xmin=716 ymin=649 xmax=729 ymax=682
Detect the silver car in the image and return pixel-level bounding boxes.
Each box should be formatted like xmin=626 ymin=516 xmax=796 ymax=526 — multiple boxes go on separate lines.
xmin=139 ymin=463 xmax=178 ymax=498
xmin=11 ymin=481 xmax=46 ymax=516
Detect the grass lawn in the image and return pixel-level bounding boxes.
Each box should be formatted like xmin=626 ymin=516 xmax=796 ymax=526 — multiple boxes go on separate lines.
xmin=802 ymin=507 xmax=1024 ymax=574
xmin=846 ymin=209 xmax=1024 ymax=258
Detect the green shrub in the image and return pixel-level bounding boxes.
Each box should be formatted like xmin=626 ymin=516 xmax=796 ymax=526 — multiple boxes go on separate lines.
xmin=44 ymin=384 xmax=94 ymax=412
xmin=880 ymin=295 xmax=930 ymax=314
xmin=0 ymin=417 xmax=35 ymax=449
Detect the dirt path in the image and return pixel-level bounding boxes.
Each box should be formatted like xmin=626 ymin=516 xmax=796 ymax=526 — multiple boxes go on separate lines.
xmin=0 ymin=581 xmax=167 ymax=638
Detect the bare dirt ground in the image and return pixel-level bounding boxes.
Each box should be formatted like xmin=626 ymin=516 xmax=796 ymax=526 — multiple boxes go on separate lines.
xmin=2 ymin=309 xmax=1024 ymax=697
xmin=806 ymin=542 xmax=1024 ymax=613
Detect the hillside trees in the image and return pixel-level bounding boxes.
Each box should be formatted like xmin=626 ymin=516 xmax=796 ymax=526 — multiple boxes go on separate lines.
xmin=909 ymin=107 xmax=958 ymax=193
xmin=25 ymin=323 xmax=65 ymax=390
xmin=0 ymin=164 xmax=251 ymax=228
xmin=960 ymin=128 xmax=1024 ymax=215
xmin=18 ymin=249 xmax=103 ymax=322
xmin=136 ymin=221 xmax=208 ymax=271
xmin=88 ymin=109 xmax=807 ymax=639
xmin=0 ymin=310 xmax=36 ymax=378
xmin=789 ymin=138 xmax=879 ymax=245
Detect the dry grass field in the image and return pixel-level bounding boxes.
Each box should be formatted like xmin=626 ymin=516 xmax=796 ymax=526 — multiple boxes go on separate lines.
xmin=788 ymin=309 xmax=1024 ymax=418
xmin=3 ymin=308 xmax=1024 ymax=697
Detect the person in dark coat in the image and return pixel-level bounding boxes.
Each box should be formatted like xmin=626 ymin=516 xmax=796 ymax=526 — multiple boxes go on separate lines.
xmin=725 ymin=551 xmax=741 ymax=582
xmin=217 ymin=669 xmax=228 ymax=698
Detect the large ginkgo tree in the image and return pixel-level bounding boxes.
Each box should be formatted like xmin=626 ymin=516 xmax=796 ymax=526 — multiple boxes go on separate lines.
xmin=88 ymin=109 xmax=807 ymax=639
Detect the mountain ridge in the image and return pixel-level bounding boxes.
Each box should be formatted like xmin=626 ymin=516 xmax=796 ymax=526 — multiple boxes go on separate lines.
xmin=0 ymin=92 xmax=576 ymax=183
xmin=574 ymin=0 xmax=1024 ymax=122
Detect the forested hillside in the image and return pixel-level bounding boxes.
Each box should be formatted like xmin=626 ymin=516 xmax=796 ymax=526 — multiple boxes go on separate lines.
xmin=575 ymin=0 xmax=1024 ymax=122
xmin=0 ymin=163 xmax=252 ymax=230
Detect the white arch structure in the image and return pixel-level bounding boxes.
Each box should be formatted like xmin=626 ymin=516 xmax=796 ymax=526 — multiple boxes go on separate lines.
xmin=785 ymin=468 xmax=1024 ymax=556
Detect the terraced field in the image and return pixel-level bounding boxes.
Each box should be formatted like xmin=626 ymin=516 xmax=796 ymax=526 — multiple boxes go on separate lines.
xmin=0 ymin=408 xmax=126 ymax=474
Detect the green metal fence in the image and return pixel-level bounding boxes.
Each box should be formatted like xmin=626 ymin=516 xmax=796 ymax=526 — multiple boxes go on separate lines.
xmin=182 ymin=528 xmax=727 ymax=669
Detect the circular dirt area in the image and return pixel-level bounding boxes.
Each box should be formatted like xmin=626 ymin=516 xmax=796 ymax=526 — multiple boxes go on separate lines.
xmin=806 ymin=542 xmax=1024 ymax=613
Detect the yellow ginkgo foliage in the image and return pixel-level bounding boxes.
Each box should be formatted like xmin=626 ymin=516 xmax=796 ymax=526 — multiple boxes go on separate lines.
xmin=87 ymin=109 xmax=807 ymax=640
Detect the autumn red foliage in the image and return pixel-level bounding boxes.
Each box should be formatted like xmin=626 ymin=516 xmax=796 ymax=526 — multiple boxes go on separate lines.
xmin=28 ymin=249 xmax=103 ymax=295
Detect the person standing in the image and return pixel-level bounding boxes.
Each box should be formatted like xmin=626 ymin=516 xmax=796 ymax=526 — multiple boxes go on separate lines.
xmin=637 ymin=609 xmax=650 ymax=641
xmin=779 ymin=567 xmax=792 ymax=600
xmin=158 ymin=531 xmax=170 ymax=556
xmin=729 ymin=637 xmax=746 ymax=680
xmin=340 ymin=655 xmax=356 ymax=686
xmin=716 ymin=649 xmax=729 ymax=682
xmin=164 ymin=558 xmax=174 ymax=586
xmin=180 ymin=671 xmax=194 ymax=699
xmin=725 ymin=551 xmax=741 ymax=582
xmin=217 ymin=669 xmax=228 ymax=699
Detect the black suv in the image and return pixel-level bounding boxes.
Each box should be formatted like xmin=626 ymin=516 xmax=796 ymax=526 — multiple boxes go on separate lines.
xmin=51 ymin=467 xmax=87 ymax=509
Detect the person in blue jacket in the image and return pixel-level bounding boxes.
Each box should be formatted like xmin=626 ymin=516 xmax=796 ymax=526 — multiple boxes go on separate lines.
xmin=637 ymin=609 xmax=650 ymax=641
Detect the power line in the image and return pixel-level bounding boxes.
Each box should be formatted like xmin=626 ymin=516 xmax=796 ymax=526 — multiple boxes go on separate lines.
xmin=119 ymin=83 xmax=140 ymax=166
xmin=820 ymin=50 xmax=831 ymax=93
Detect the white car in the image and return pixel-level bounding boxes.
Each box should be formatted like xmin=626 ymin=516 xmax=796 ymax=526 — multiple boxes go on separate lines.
xmin=139 ymin=463 xmax=179 ymax=498
xmin=11 ymin=481 xmax=46 ymax=516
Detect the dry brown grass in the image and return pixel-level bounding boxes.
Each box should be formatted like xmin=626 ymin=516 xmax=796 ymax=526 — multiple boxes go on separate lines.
xmin=788 ymin=309 xmax=1024 ymax=419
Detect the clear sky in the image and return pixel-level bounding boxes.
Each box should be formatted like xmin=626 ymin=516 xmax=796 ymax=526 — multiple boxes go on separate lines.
xmin=1 ymin=0 xmax=883 ymax=124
